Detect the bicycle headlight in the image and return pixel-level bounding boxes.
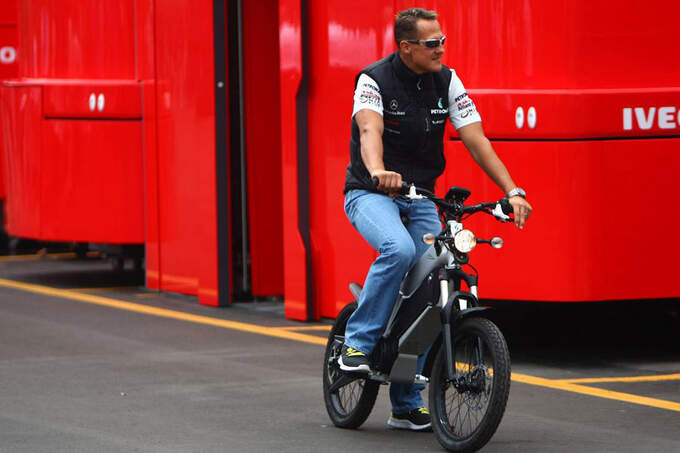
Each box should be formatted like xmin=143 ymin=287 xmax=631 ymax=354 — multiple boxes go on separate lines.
xmin=453 ymin=229 xmax=476 ymax=253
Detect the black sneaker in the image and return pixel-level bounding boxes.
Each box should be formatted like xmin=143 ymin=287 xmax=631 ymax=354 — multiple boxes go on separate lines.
xmin=338 ymin=345 xmax=371 ymax=372
xmin=387 ymin=407 xmax=432 ymax=431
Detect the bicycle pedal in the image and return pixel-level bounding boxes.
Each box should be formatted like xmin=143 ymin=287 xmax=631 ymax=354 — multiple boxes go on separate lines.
xmin=368 ymin=371 xmax=389 ymax=383
xmin=414 ymin=374 xmax=429 ymax=384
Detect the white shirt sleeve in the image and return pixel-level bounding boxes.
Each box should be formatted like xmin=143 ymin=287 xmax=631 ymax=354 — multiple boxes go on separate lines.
xmin=448 ymin=69 xmax=481 ymax=129
xmin=352 ymin=73 xmax=383 ymax=118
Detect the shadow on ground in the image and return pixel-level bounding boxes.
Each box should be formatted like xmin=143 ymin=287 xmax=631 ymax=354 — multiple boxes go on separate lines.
xmin=0 ymin=256 xmax=145 ymax=289
xmin=485 ymin=299 xmax=680 ymax=366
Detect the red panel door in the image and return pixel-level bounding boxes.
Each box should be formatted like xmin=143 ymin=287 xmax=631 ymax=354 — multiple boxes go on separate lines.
xmin=0 ymin=84 xmax=41 ymax=237
xmin=153 ymin=0 xmax=219 ymax=304
xmin=39 ymin=120 xmax=144 ymax=242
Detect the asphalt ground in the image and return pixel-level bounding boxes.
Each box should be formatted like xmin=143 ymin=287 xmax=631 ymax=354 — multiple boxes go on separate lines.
xmin=0 ymin=254 xmax=678 ymax=453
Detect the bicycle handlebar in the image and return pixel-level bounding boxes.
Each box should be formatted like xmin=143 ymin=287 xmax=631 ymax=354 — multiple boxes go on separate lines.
xmin=463 ymin=199 xmax=514 ymax=216
xmin=370 ymin=177 xmax=513 ymax=221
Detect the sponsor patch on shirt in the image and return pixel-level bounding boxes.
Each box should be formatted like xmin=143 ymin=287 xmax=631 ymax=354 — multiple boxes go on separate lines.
xmin=461 ymin=108 xmax=477 ymax=118
xmin=457 ymin=99 xmax=473 ymax=111
xmin=448 ymin=70 xmax=482 ymax=129
xmin=353 ymin=73 xmax=384 ymax=117
xmin=359 ymin=90 xmax=381 ymax=106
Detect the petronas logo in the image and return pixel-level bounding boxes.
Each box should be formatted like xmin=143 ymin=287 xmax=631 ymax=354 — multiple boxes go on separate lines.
xmin=437 ymin=98 xmax=443 ymax=108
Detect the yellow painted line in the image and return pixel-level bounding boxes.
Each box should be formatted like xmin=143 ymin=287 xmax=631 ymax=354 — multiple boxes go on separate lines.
xmin=512 ymin=372 xmax=680 ymax=412
xmin=47 ymin=251 xmax=101 ymax=259
xmin=276 ymin=325 xmax=333 ymax=331
xmin=0 ymin=253 xmax=58 ymax=262
xmin=0 ymin=278 xmax=325 ymax=347
xmin=0 ymin=251 xmax=100 ymax=262
xmin=1 ymin=276 xmax=679 ymax=413
xmin=67 ymin=286 xmax=141 ymax=293
xmin=555 ymin=373 xmax=680 ymax=384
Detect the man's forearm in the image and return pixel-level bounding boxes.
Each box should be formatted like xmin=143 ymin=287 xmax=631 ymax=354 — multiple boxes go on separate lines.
xmin=360 ymin=129 xmax=385 ymax=174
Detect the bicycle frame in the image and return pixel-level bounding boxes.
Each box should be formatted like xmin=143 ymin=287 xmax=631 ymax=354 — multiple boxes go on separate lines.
xmin=330 ymin=184 xmax=511 ymax=390
xmin=325 ymin=185 xmax=514 ymax=450
xmin=346 ymin=225 xmax=491 ymax=387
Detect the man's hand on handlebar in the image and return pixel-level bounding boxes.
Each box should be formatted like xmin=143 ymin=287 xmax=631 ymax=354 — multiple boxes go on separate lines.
xmin=508 ymin=196 xmax=532 ymax=230
xmin=371 ymin=170 xmax=403 ymax=197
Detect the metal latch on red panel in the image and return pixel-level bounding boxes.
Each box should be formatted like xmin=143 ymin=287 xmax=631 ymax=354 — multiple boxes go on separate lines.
xmin=88 ymin=93 xmax=105 ymax=112
xmin=515 ymin=106 xmax=537 ymax=129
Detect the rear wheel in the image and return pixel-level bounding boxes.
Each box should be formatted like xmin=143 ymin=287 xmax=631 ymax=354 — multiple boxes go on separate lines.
xmin=429 ymin=317 xmax=511 ymax=452
xmin=323 ymin=302 xmax=379 ymax=429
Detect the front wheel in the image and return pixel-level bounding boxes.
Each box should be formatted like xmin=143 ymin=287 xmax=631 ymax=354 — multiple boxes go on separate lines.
xmin=429 ymin=317 xmax=511 ymax=453
xmin=323 ymin=302 xmax=380 ymax=429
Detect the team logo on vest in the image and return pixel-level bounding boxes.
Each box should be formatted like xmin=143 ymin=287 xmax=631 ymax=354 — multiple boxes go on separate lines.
xmin=390 ymin=99 xmax=398 ymax=111
xmin=430 ymin=97 xmax=447 ymax=115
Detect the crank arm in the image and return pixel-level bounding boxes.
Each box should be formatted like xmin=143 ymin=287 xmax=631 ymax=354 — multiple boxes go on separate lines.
xmin=328 ymin=373 xmax=363 ymax=393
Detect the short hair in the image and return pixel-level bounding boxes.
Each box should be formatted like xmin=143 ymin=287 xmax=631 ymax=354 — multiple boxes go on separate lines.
xmin=394 ymin=8 xmax=438 ymax=46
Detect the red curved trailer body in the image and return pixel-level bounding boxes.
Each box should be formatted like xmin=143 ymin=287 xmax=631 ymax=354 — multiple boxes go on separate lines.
xmin=1 ymin=0 xmax=678 ymax=316
xmin=1 ymin=1 xmax=143 ymax=243
xmin=281 ymin=0 xmax=680 ymax=319
xmin=1 ymin=0 xmax=220 ymax=305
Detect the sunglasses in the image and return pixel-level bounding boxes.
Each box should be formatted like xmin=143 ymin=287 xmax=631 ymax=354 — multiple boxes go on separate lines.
xmin=406 ymin=35 xmax=446 ymax=49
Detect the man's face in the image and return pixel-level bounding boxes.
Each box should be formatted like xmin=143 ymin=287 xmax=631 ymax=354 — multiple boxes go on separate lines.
xmin=404 ymin=19 xmax=445 ymax=73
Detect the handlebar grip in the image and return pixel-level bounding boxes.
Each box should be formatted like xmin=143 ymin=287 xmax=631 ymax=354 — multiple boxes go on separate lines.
xmin=500 ymin=198 xmax=513 ymax=215
xmin=371 ymin=176 xmax=410 ymax=194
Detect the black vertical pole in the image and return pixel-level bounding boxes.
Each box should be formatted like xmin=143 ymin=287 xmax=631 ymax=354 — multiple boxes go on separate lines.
xmin=214 ymin=0 xmax=231 ymax=306
xmin=295 ymin=0 xmax=313 ymax=320
xmin=227 ymin=0 xmax=251 ymax=300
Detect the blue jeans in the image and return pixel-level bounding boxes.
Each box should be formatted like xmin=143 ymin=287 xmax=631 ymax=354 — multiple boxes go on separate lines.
xmin=343 ymin=189 xmax=441 ymax=413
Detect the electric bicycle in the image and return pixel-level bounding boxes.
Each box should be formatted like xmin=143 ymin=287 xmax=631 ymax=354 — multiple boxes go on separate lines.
xmin=323 ymin=183 xmax=514 ymax=453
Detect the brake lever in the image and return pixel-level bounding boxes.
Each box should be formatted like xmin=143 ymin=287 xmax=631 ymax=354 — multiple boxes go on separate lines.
xmin=491 ymin=203 xmax=512 ymax=222
xmin=406 ymin=184 xmax=426 ymax=200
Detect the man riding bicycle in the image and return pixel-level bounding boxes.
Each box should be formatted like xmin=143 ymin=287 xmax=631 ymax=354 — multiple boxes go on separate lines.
xmin=340 ymin=7 xmax=532 ymax=431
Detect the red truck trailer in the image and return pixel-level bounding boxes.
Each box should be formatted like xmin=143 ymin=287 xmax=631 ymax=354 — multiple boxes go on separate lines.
xmin=2 ymin=0 xmax=678 ymax=319
xmin=278 ymin=0 xmax=680 ymax=319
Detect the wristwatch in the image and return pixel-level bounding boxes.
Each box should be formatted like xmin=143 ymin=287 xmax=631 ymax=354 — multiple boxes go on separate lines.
xmin=506 ymin=187 xmax=526 ymax=198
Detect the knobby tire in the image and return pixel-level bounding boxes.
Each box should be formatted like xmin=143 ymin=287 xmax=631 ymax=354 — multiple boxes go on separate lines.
xmin=429 ymin=317 xmax=511 ymax=453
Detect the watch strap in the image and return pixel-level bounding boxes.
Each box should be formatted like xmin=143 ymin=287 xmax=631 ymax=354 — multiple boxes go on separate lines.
xmin=507 ymin=187 xmax=526 ymax=198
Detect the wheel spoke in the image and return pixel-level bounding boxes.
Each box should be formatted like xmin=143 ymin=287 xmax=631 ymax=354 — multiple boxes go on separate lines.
xmin=333 ymin=374 xmax=368 ymax=416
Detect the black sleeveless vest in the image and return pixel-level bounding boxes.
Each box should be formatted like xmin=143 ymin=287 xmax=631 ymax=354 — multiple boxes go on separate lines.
xmin=344 ymin=52 xmax=452 ymax=193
